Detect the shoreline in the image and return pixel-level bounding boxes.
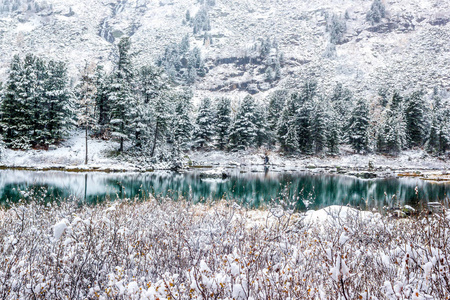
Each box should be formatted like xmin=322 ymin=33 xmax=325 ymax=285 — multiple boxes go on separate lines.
xmin=1 ymin=130 xmax=447 ymax=180
xmin=0 ymin=161 xmax=448 ymax=183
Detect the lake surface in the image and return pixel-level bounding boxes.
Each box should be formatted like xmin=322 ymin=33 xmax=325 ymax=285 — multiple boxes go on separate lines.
xmin=0 ymin=169 xmax=449 ymax=210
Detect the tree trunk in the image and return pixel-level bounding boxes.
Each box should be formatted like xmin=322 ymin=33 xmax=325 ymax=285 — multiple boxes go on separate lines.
xmin=85 ymin=126 xmax=88 ymax=164
xmin=150 ymin=123 xmax=159 ymax=157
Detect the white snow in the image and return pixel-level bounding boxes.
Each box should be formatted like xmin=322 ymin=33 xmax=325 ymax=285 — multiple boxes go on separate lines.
xmin=53 ymin=219 xmax=68 ymax=240
xmin=303 ymin=205 xmax=378 ymax=224
xmin=0 ymin=130 xmax=139 ymax=171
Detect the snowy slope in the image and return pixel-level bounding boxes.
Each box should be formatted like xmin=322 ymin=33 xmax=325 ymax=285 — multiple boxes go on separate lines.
xmin=0 ymin=0 xmax=449 ymax=101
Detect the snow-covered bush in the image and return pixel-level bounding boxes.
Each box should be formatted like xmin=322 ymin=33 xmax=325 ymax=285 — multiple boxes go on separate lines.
xmin=0 ymin=196 xmax=449 ymax=299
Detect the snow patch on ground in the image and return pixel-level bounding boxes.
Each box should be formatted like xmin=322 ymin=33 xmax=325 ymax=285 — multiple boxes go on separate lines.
xmin=0 ymin=130 xmax=139 ymax=171
xmin=302 ymin=205 xmax=379 ymax=224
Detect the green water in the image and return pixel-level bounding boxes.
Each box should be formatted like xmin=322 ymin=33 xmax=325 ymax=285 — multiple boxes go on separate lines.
xmin=0 ymin=169 xmax=448 ymax=210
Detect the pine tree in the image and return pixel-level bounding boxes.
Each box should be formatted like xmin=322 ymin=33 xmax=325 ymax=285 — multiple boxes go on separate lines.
xmin=377 ymin=91 xmax=407 ymax=154
xmin=366 ymin=0 xmax=386 ymax=24
xmin=405 ymin=91 xmax=426 ymax=148
xmin=312 ymin=102 xmax=327 ymax=154
xmin=296 ymin=101 xmax=313 ymax=154
xmin=30 ymin=55 xmax=48 ymax=146
xmin=1 ymin=54 xmax=73 ymax=149
xmin=427 ymin=116 xmax=439 ymax=155
xmin=94 ymin=65 xmax=111 ymax=136
xmin=133 ymin=65 xmax=168 ymax=150
xmin=157 ymin=36 xmax=206 ymax=85
xmin=215 ymin=97 xmax=231 ymax=150
xmin=384 ymin=108 xmax=406 ymax=154
xmin=348 ymin=99 xmax=369 ymax=153
xmin=1 ymin=55 xmax=28 ymax=148
xmin=298 ymin=80 xmax=318 ymax=104
xmin=192 ymin=7 xmax=210 ymax=34
xmin=193 ymin=97 xmax=215 ymax=149
xmin=150 ymin=92 xmax=172 ymax=157
xmin=109 ymin=37 xmax=135 ymax=152
xmin=44 ymin=59 xmax=73 ymax=145
xmin=426 ymin=89 xmax=450 ymax=155
xmin=132 ymin=99 xmax=153 ymax=150
xmin=267 ymin=90 xmax=289 ymax=145
xmin=77 ymin=62 xmax=97 ymax=164
xmin=138 ymin=65 xmax=168 ymax=104
xmin=326 ymin=110 xmax=340 ymax=155
xmin=229 ymin=95 xmax=257 ymax=151
xmin=328 ymin=13 xmax=347 ymax=44
xmin=254 ymin=104 xmax=268 ymax=148
xmin=330 ymin=83 xmax=352 ymax=142
xmin=277 ymin=96 xmax=298 ymax=153
xmin=173 ymin=90 xmax=194 ymax=151
xmin=390 ymin=90 xmax=403 ymax=111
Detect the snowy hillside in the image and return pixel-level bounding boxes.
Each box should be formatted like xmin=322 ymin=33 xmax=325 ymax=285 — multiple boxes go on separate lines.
xmin=0 ymin=0 xmax=449 ymax=101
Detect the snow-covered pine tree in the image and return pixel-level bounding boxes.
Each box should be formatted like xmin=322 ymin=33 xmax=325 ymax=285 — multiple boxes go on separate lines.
xmin=405 ymin=91 xmax=426 ymax=148
xmin=192 ymin=7 xmax=210 ymax=34
xmin=189 ymin=47 xmax=205 ymax=77
xmin=426 ymin=88 xmax=449 ymax=155
xmin=296 ymin=101 xmax=313 ymax=155
xmin=138 ymin=65 xmax=168 ymax=104
xmin=1 ymin=55 xmax=27 ymax=148
xmin=253 ymin=103 xmax=268 ymax=148
xmin=77 ymin=62 xmax=98 ymax=164
xmin=157 ymin=35 xmax=205 ymax=85
xmin=377 ymin=91 xmax=407 ymax=154
xmin=289 ymin=80 xmax=317 ymax=154
xmin=150 ymin=92 xmax=172 ymax=157
xmin=312 ymin=101 xmax=327 ymax=154
xmin=328 ymin=13 xmax=347 ymax=45
xmin=229 ymin=95 xmax=258 ymax=151
xmin=93 ymin=65 xmax=111 ymax=137
xmin=366 ymin=0 xmax=386 ymax=24
xmin=330 ymin=83 xmax=352 ymax=142
xmin=390 ymin=90 xmax=403 ymax=111
xmin=109 ymin=37 xmax=136 ymax=152
xmin=44 ymin=59 xmax=74 ymax=145
xmin=173 ymin=90 xmax=194 ymax=151
xmin=267 ymin=90 xmax=289 ymax=144
xmin=132 ymin=100 xmax=153 ymax=150
xmin=1 ymin=54 xmax=73 ymax=148
xmin=383 ymin=108 xmax=405 ymax=155
xmin=193 ymin=97 xmax=215 ymax=149
xmin=439 ymin=109 xmax=450 ymax=155
xmin=375 ymin=122 xmax=386 ymax=153
xmin=133 ymin=65 xmax=168 ymax=150
xmin=348 ymin=98 xmax=369 ymax=153
xmin=427 ymin=115 xmax=439 ymax=155
xmin=298 ymin=80 xmax=317 ymax=105
xmin=30 ymin=55 xmax=48 ymax=146
xmin=215 ymin=97 xmax=231 ymax=150
xmin=326 ymin=109 xmax=340 ymax=155
xmin=277 ymin=96 xmax=299 ymax=153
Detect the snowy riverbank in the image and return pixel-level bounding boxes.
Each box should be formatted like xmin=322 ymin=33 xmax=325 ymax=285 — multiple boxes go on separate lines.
xmin=0 ymin=131 xmax=448 ymax=181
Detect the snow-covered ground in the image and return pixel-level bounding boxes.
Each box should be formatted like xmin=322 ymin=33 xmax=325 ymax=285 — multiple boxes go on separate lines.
xmin=0 ymin=131 xmax=141 ymax=172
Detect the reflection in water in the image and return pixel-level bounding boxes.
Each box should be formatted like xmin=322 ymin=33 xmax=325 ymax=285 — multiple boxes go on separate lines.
xmin=0 ymin=169 xmax=448 ymax=210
